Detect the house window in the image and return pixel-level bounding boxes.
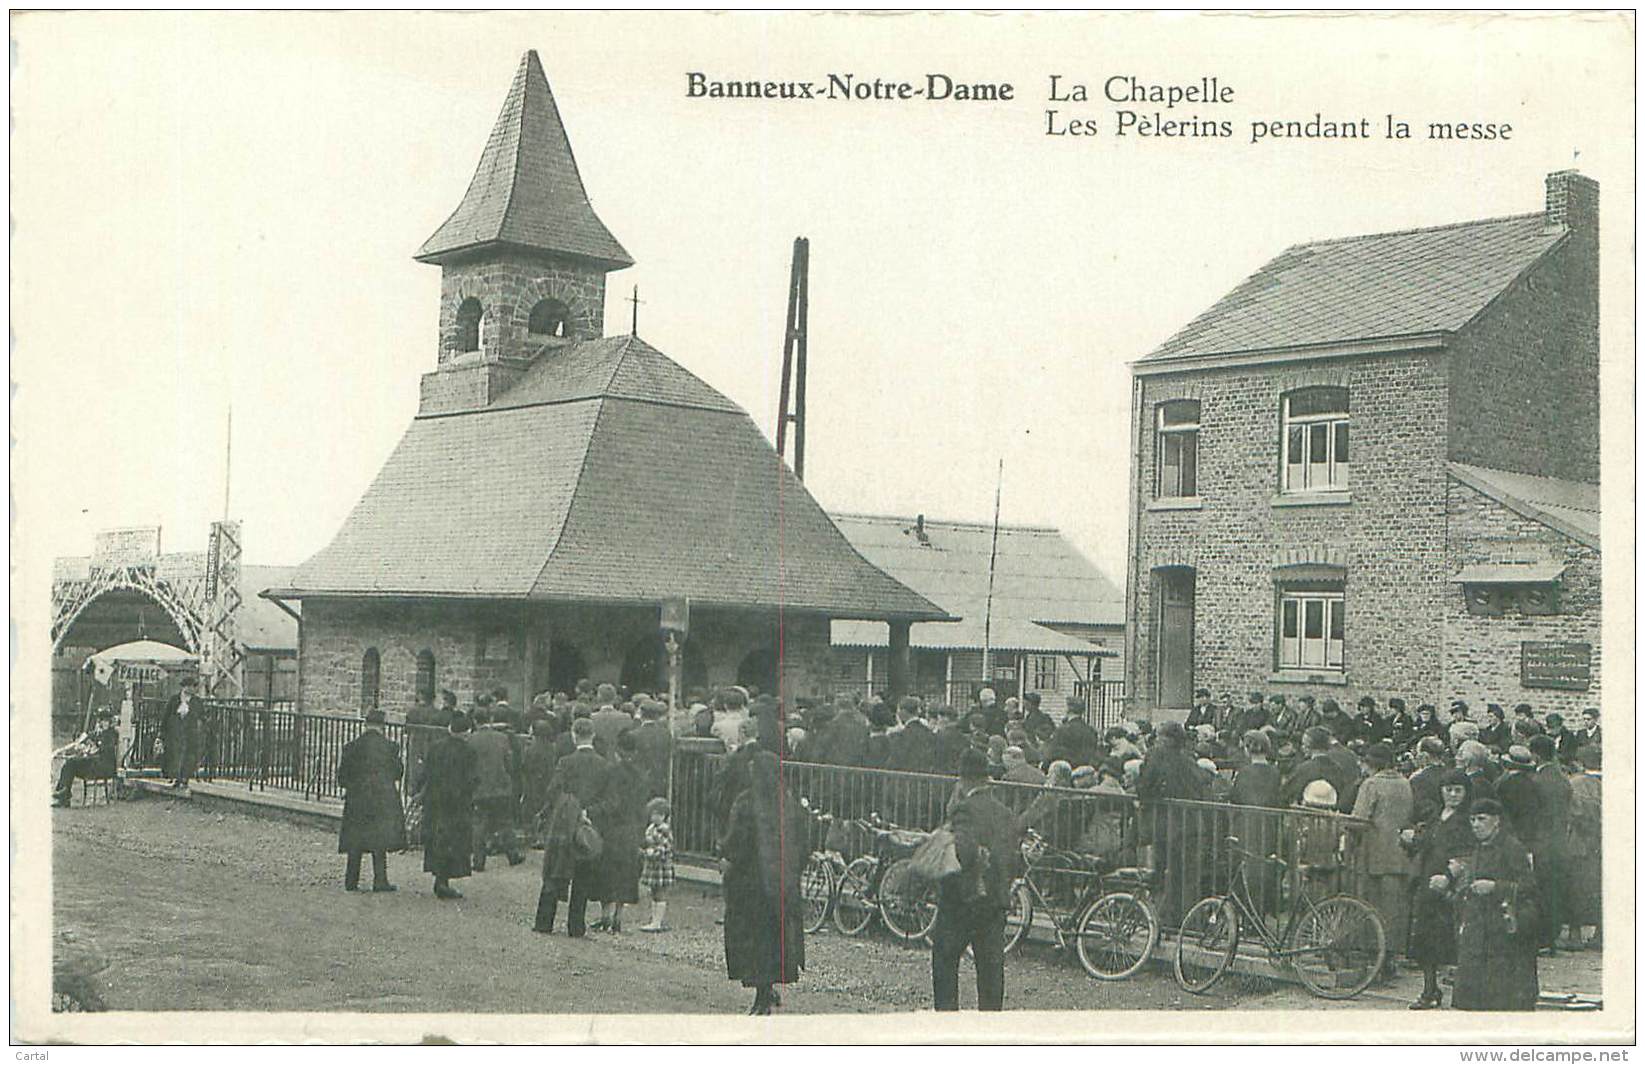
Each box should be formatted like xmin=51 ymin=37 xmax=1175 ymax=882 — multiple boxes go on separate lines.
xmin=415 ymin=649 xmax=437 ymax=704
xmin=1278 ymin=590 xmax=1344 ymax=671
xmin=361 ymin=648 xmax=381 ymax=711
xmin=1156 ymin=400 xmax=1200 ymax=498
xmin=1031 ymin=655 xmax=1059 ymax=691
xmin=528 ymin=298 xmax=570 ymax=338
xmin=455 ymin=298 xmax=483 ymax=353
xmin=1281 ymin=387 xmax=1349 ymax=493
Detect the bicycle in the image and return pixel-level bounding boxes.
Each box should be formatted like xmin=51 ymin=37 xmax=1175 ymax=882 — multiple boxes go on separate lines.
xmin=1173 ymin=835 xmax=1387 ymax=1000
xmin=803 ymin=811 xmax=938 ymax=943
xmin=1001 ymin=828 xmax=1161 ymax=980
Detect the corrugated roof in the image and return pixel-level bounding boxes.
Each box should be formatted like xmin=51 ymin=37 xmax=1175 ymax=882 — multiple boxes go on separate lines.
xmin=1143 ymin=213 xmax=1566 ymax=362
xmin=284 ymin=340 xmax=946 ymax=621
xmin=416 ymin=51 xmax=632 ymax=269
xmin=827 ymin=513 xmax=1124 ymax=652
xmin=1450 ymin=462 xmax=1600 ymax=550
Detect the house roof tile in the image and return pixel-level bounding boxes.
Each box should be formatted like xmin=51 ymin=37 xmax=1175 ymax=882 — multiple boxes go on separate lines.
xmin=1450 ymin=462 xmax=1600 ymax=550
xmin=284 ymin=340 xmax=946 ymax=621
xmin=1143 ymin=213 xmax=1567 ymax=363
xmin=416 ymin=51 xmax=632 ymax=269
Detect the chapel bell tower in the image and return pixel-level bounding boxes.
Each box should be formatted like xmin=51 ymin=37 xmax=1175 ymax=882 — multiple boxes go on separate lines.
xmin=415 ymin=50 xmax=633 ymax=414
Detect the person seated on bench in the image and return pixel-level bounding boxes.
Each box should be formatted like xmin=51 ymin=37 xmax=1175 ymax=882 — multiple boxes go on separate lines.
xmin=52 ymin=713 xmax=120 ymax=807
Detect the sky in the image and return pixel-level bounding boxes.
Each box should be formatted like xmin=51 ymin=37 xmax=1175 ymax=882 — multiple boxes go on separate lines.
xmin=12 ymin=11 xmax=1634 ymax=602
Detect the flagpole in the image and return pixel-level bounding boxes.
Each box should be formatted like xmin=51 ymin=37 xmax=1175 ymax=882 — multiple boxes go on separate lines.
xmin=981 ymin=459 xmax=1003 ymax=685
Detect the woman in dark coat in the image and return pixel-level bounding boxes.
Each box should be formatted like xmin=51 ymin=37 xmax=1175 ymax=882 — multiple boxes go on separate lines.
xmin=1450 ymin=798 xmax=1540 ymax=1011
xmin=336 ymin=709 xmax=407 ymax=891
xmin=591 ymin=731 xmax=648 ymax=931
xmin=1402 ymin=769 xmax=1475 ymax=1009
xmin=421 ymin=712 xmax=481 ymax=899
xmin=722 ymin=750 xmax=806 ymax=1014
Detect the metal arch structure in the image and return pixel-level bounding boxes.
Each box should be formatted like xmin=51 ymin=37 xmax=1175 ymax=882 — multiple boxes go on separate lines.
xmin=52 ymin=566 xmax=206 ymax=654
xmin=51 ymin=523 xmax=247 ymax=696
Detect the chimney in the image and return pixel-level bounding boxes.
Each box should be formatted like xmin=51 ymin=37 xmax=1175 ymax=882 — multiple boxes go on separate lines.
xmin=1545 ymin=170 xmax=1599 ymax=234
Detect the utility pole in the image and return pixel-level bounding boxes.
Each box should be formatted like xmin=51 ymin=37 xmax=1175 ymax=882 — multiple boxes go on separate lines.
xmin=981 ymin=459 xmax=1004 ymax=683
xmin=775 ymin=237 xmax=810 ymax=480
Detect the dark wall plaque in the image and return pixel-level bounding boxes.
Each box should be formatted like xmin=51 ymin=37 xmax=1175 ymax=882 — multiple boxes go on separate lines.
xmin=1521 ymin=641 xmax=1592 ymax=691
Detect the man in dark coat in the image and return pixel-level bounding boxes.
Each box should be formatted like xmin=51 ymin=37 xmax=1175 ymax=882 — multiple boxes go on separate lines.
xmin=159 ymin=675 xmax=204 ymax=787
xmin=1494 ymin=745 xmax=1542 ymax=844
xmin=422 ymin=712 xmax=481 ymax=899
xmin=723 ymin=750 xmax=808 ymax=1014
xmin=973 ymin=688 xmax=1007 ymax=738
xmin=534 ymin=717 xmax=612 ymax=936
xmin=1318 ymin=698 xmax=1355 ymax=744
xmin=1045 ymin=696 xmax=1102 ymax=768
xmin=816 ymin=693 xmax=871 ymax=768
xmin=52 ymin=712 xmax=119 ymax=807
xmin=1281 ymin=727 xmax=1355 ymax=812
xmin=932 ymin=749 xmax=1021 ymax=1011
xmin=1184 ymin=688 xmax=1215 ymax=729
xmin=467 ymin=709 xmax=523 ymax=869
xmin=520 ymin=718 xmax=560 ymax=829
xmin=1322 ymin=732 xmax=1364 ymax=812
xmin=932 ymin=705 xmax=971 ymax=776
xmin=1136 ymin=720 xmax=1210 ymax=921
xmin=1527 ymin=735 xmax=1572 ymax=950
xmin=336 ymin=708 xmax=405 ymax=892
xmin=1236 ymin=692 xmax=1270 ymax=735
xmin=630 ymin=700 xmax=674 ymax=798
xmin=1407 ymin=736 xmax=1451 ymax=823
xmin=886 ymin=697 xmax=938 ymax=774
xmin=1022 ymin=692 xmax=1056 ymax=747
xmin=1355 ymin=696 xmax=1392 ymax=744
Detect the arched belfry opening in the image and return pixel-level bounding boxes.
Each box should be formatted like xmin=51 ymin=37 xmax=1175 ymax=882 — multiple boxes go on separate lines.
xmin=528 ymin=298 xmax=571 ymax=339
xmin=455 ymin=298 xmax=483 ymax=354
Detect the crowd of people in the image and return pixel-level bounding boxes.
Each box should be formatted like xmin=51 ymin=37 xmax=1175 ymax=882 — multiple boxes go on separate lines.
xmin=324 ymin=677 xmax=1601 ymax=1015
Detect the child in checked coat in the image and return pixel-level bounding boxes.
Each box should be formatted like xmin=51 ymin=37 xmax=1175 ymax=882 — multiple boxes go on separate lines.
xmin=639 ymin=797 xmax=676 ymax=931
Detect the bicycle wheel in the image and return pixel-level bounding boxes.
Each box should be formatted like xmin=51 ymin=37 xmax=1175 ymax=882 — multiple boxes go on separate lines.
xmin=832 ymin=857 xmax=877 ymax=936
xmin=800 ymin=852 xmax=836 ymax=935
xmin=1287 ymin=895 xmax=1387 ymax=1000
xmin=878 ymin=858 xmax=940 ymax=943
xmin=1173 ymin=896 xmax=1239 ymax=994
xmin=1002 ymin=880 xmax=1034 ymax=955
xmin=1075 ymin=892 xmax=1160 ymax=981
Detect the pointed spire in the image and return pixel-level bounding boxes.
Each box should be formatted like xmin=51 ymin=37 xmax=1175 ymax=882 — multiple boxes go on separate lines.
xmin=417 ymin=51 xmax=633 ymax=269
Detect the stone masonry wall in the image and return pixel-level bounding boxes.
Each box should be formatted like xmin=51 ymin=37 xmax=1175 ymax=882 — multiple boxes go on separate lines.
xmin=1444 ymin=480 xmax=1602 ymax=717
xmin=437 ymin=250 xmax=608 ymax=366
xmin=1448 ymin=176 xmax=1600 ymax=483
xmin=1127 ymin=352 xmax=1452 ymax=714
xmin=297 ymin=597 xmax=834 ymax=715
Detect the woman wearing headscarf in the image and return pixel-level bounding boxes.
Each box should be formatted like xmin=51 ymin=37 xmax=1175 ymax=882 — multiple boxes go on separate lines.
xmin=1449 ymin=797 xmax=1540 ymax=1011
xmin=1399 ymin=769 xmax=1474 ymax=1009
xmin=721 ymin=750 xmax=806 ymax=1014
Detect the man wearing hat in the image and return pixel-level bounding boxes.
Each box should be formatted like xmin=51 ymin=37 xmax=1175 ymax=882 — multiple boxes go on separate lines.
xmin=1493 ymin=744 xmax=1542 ymax=845
xmin=336 ymin=708 xmax=406 ymax=892
xmin=159 ymin=674 xmax=204 ymax=788
xmin=422 ymin=711 xmax=481 ymax=900
xmin=1354 ymin=696 xmax=1392 ymax=745
xmin=930 ymin=748 xmax=1019 ymax=1011
xmin=1528 ymin=734 xmax=1572 ymax=952
xmin=1351 ymin=742 xmax=1413 ymax=977
xmin=1185 ymin=688 xmax=1215 ymax=729
xmin=1045 ymin=695 xmax=1101 ymax=769
xmin=1021 ymin=692 xmax=1056 ymax=747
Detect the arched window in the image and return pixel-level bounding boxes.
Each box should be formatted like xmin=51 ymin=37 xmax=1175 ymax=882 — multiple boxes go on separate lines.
xmin=361 ymin=648 xmax=381 ymax=711
xmin=528 ymin=298 xmax=571 ymax=338
xmin=455 ymin=298 xmax=483 ymax=353
xmin=414 ymin=649 xmax=436 ymax=704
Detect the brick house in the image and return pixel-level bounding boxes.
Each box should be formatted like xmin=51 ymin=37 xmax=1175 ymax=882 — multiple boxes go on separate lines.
xmin=1125 ymin=171 xmax=1601 ymax=719
xmin=270 ymin=52 xmax=945 ymax=715
xmin=827 ymin=513 xmax=1124 ymax=716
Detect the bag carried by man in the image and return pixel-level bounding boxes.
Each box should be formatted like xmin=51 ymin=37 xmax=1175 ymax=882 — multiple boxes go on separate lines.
xmin=909 ymin=825 xmax=961 ymax=882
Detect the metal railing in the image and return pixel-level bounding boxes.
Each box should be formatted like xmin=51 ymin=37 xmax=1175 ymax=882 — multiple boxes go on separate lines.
xmin=665 ymin=748 xmax=1372 ymax=930
xmin=123 ymin=699 xmax=1375 ymax=934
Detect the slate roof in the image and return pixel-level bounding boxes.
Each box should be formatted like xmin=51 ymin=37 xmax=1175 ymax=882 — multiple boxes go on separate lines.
xmin=283 ymin=337 xmax=947 ymax=621
xmin=828 ymin=514 xmax=1124 ymax=653
xmin=1449 ymin=462 xmax=1600 ymax=550
xmin=416 ymin=51 xmax=633 ymax=269
xmin=1143 ymin=213 xmax=1568 ymax=362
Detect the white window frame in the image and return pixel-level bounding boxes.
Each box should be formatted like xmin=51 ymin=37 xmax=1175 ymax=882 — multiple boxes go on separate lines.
xmin=1280 ymin=389 xmax=1350 ymax=493
xmin=1278 ymin=590 xmax=1345 ymax=672
xmin=1156 ymin=400 xmax=1201 ymax=498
